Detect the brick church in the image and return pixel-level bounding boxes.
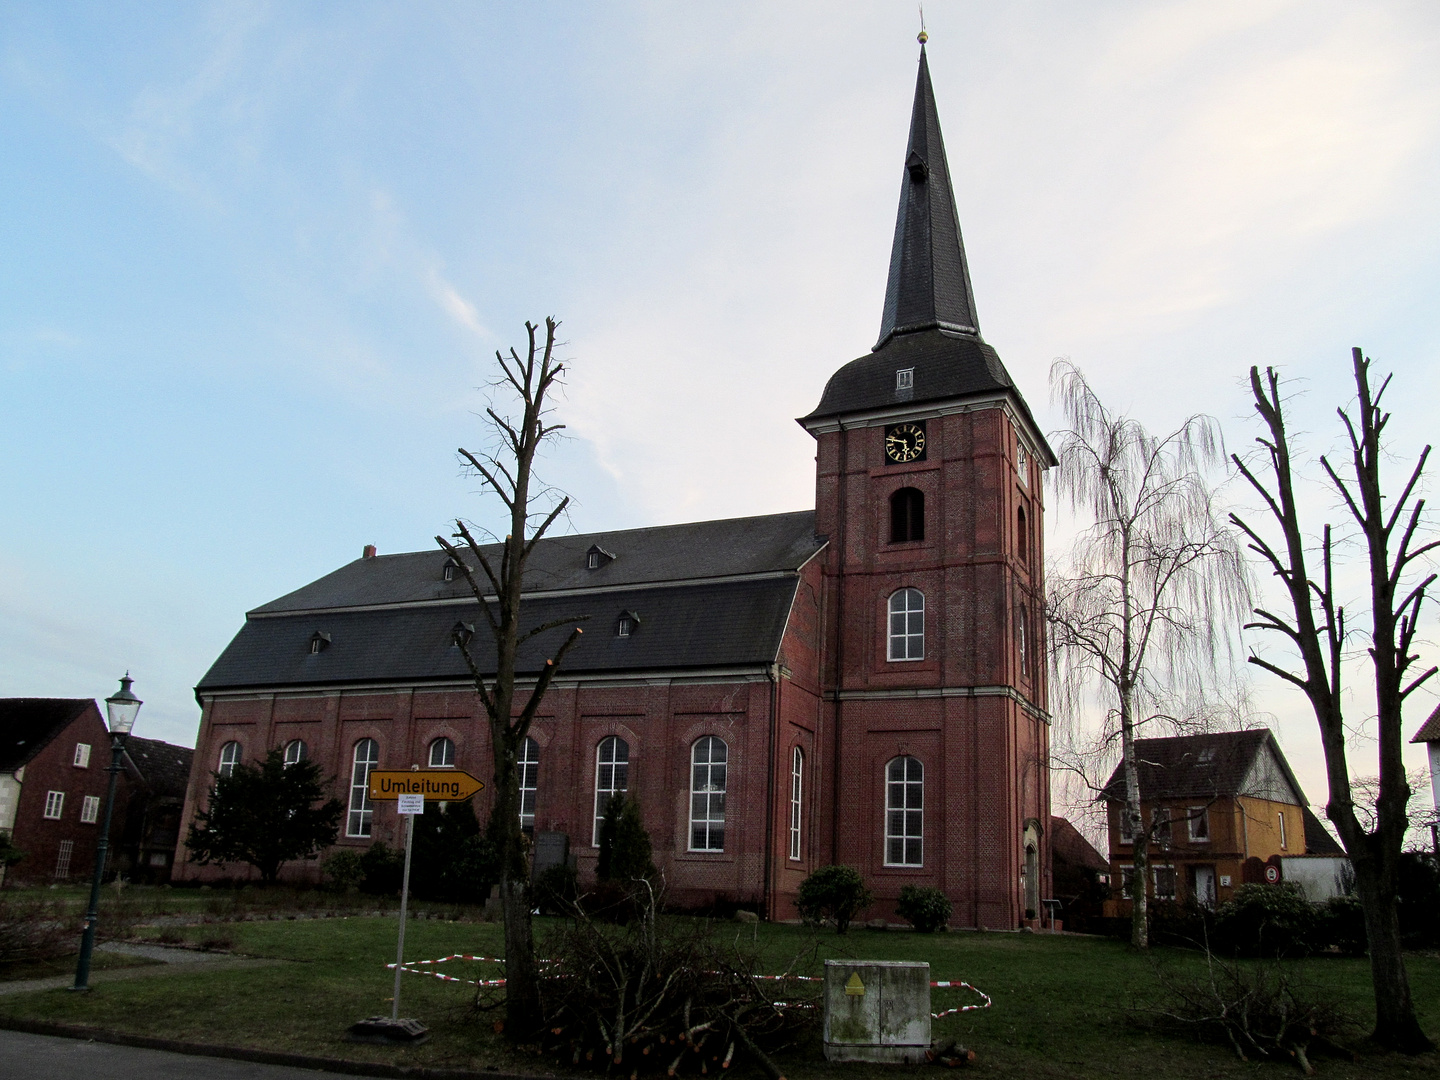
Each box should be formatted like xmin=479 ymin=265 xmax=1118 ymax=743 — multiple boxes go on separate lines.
xmin=178 ymin=43 xmax=1055 ymax=927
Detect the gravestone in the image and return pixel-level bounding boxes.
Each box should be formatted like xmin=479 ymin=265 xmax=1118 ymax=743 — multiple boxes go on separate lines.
xmin=531 ymin=830 xmax=570 ymax=880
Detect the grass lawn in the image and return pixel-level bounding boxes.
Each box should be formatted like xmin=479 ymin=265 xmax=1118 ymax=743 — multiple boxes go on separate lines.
xmin=0 ymin=912 xmax=1436 ymax=1079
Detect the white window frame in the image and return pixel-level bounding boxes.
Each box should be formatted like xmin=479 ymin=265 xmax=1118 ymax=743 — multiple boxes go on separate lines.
xmin=283 ymin=740 xmax=308 ymax=767
xmin=1278 ymin=811 xmax=1287 ymax=850
xmin=593 ymin=736 xmax=630 ymax=846
xmin=1119 ymin=806 xmax=1135 ymax=844
xmin=518 ymin=736 xmax=539 ymax=832
xmin=347 ymin=738 xmax=380 ymax=838
xmin=80 ymin=795 xmax=100 ymax=824
xmin=788 ymin=747 xmax=803 ymax=861
xmin=884 ymin=756 xmax=923 ymax=867
xmin=1120 ymin=866 xmax=1137 ymax=898
xmin=1187 ymin=806 xmax=1209 ymax=842
xmin=218 ymin=741 xmax=241 ymax=779
xmin=887 ymin=588 xmax=925 ymax=662
xmin=54 ymin=839 xmax=74 ymax=879
xmin=1154 ymin=864 xmax=1177 ymax=901
xmin=43 ymin=790 xmax=65 ymax=820
xmin=429 ymin=737 xmax=455 ymax=768
xmin=896 ymin=367 xmax=914 ymax=391
xmin=1017 ymin=443 xmax=1029 ymax=486
xmin=688 ymin=737 xmax=727 ymax=852
xmin=617 ymin=617 xmax=633 ymax=638
xmin=73 ymin=743 xmax=91 ymax=768
xmin=1017 ymin=604 xmax=1029 ymax=675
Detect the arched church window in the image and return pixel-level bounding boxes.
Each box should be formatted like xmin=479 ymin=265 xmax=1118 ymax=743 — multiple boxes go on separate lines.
xmin=217 ymin=741 xmax=241 ymax=779
xmin=885 ymin=756 xmax=924 ymax=866
xmin=593 ymin=736 xmax=630 ymax=846
xmin=1017 ymin=505 xmax=1028 ymax=565
xmin=887 ymin=588 xmax=925 ymax=661
xmin=789 ymin=747 xmax=804 ymax=861
xmin=347 ymin=738 xmax=379 ymax=838
xmin=518 ymin=736 xmax=539 ymax=833
xmin=429 ymin=737 xmax=455 ymax=768
xmin=1018 ymin=604 xmax=1029 ymax=676
xmin=688 ymin=736 xmax=727 ymax=851
xmin=890 ymin=487 xmax=924 ymax=543
xmin=283 ymin=739 xmax=308 ymax=767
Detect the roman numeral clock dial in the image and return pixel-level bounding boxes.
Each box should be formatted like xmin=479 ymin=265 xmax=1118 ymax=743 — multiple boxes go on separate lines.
xmin=884 ymin=421 xmax=927 ymax=464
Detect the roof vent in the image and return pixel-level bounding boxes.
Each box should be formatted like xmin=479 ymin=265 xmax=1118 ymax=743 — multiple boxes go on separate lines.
xmin=586 ymin=545 xmax=616 ymax=571
xmin=1198 ymin=747 xmax=1217 ymax=764
xmin=362 ymin=544 xmax=377 ymax=559
xmin=451 ymin=621 xmax=475 ymax=648
xmin=616 ymin=610 xmax=641 ymax=638
xmin=905 ymin=150 xmax=928 ymax=183
xmin=309 ymin=631 xmax=331 ymax=655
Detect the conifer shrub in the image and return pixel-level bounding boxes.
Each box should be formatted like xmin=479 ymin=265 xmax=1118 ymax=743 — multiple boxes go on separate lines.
xmin=895 ymin=884 xmax=952 ymax=932
xmin=596 ymin=794 xmax=656 ymax=882
xmin=321 ymin=849 xmax=364 ymax=892
xmin=358 ymin=842 xmax=404 ymax=896
xmin=1213 ymin=883 xmax=1316 ymax=957
xmin=796 ymin=864 xmax=872 ymax=934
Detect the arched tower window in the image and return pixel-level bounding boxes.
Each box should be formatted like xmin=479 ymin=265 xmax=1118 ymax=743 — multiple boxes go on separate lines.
xmin=890 ymin=487 xmax=924 ymax=543
xmin=689 ymin=736 xmax=728 ymax=851
xmin=347 ymin=738 xmax=380 ymax=838
xmin=593 ymin=736 xmax=630 ymax=846
xmin=887 ymin=588 xmax=925 ymax=661
xmin=885 ymin=756 xmax=924 ymax=866
xmin=283 ymin=740 xmax=308 ymax=767
xmin=429 ymin=736 xmax=455 ymax=768
xmin=518 ymin=736 xmax=539 ymax=833
xmin=1017 ymin=505 xmax=1029 ymax=565
xmin=217 ymin=741 xmax=241 ymax=779
xmin=1018 ymin=604 xmax=1029 ymax=676
xmin=788 ymin=747 xmax=804 ymax=861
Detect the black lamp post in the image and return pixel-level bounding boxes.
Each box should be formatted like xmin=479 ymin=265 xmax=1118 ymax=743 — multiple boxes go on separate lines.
xmin=71 ymin=674 xmax=141 ymax=992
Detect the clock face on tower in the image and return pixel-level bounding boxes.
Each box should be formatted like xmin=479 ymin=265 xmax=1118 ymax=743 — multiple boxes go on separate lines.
xmin=884 ymin=421 xmax=927 ymax=464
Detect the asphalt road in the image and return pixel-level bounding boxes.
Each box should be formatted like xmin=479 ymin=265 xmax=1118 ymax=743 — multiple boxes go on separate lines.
xmin=0 ymin=1030 xmax=368 ymax=1079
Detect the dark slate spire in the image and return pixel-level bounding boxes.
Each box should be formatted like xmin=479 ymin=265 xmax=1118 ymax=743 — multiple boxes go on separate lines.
xmin=874 ymin=45 xmax=980 ymax=351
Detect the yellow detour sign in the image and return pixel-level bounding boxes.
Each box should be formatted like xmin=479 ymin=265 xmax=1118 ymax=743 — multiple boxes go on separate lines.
xmin=368 ymin=770 xmax=484 ymax=802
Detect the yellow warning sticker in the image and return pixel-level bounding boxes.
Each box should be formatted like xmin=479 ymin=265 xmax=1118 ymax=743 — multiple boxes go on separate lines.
xmin=845 ymin=972 xmax=865 ymax=996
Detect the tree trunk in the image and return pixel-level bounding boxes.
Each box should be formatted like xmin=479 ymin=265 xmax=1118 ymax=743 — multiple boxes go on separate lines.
xmin=1354 ymin=858 xmax=1431 ymax=1052
xmin=490 ymin=730 xmax=540 ymax=1034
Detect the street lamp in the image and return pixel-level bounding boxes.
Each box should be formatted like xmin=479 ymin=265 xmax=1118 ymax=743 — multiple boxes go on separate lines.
xmin=71 ymin=674 xmax=141 ymax=991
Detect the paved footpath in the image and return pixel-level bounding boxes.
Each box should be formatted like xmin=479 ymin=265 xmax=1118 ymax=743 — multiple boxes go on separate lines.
xmin=0 ymin=942 xmax=278 ymax=997
xmin=0 ymin=1028 xmax=359 ymax=1079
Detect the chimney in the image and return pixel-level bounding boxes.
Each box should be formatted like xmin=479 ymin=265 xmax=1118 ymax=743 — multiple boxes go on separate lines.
xmin=362 ymin=544 xmax=377 ymax=559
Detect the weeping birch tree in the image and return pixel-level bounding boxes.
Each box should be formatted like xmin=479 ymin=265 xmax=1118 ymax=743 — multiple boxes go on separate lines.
xmin=1046 ymin=361 xmax=1249 ymax=948
xmin=436 ymin=317 xmax=587 ymax=1035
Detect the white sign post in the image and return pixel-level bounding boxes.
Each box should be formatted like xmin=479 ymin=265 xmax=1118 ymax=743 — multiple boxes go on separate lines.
xmin=391 ymin=794 xmax=424 ymax=1020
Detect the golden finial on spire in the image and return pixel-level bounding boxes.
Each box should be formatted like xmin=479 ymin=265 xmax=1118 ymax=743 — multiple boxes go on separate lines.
xmin=918 ymin=4 xmax=928 ymax=44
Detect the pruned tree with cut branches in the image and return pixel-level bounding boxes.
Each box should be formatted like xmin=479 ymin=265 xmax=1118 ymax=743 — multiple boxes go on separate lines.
xmin=437 ymin=316 xmax=588 ymax=1036
xmin=1230 ymin=348 xmax=1436 ymax=1053
xmin=1046 ymin=361 xmax=1249 ymax=948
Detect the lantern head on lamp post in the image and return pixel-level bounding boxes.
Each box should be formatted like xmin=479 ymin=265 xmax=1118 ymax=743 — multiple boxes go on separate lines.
xmin=71 ymin=674 xmax=142 ymax=991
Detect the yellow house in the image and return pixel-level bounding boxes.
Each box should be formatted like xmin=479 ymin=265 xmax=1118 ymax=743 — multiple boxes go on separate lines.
xmin=1101 ymin=729 xmax=1343 ymax=914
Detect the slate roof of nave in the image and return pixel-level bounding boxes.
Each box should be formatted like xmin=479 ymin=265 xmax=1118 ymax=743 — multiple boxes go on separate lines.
xmin=197 ymin=512 xmax=826 ymax=695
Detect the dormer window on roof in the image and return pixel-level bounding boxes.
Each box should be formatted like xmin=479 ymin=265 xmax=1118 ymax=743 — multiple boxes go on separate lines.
xmin=309 ymin=631 xmax=331 ymax=655
xmin=452 ymin=622 xmax=475 ymax=648
xmin=586 ymin=545 xmax=616 ymax=571
xmin=896 ymin=367 xmax=914 ymax=391
xmin=616 ymin=610 xmax=641 ymax=638
xmin=442 ymin=557 xmax=461 ymax=582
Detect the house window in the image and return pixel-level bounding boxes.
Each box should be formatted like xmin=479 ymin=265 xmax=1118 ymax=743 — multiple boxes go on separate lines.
xmin=518 ymin=737 xmax=539 ymax=832
xmin=43 ymin=791 xmax=65 ymax=820
xmin=1154 ymin=865 xmax=1177 ymax=901
xmin=1017 ymin=506 xmax=1028 ymax=565
xmin=80 ymin=796 xmax=100 ymax=824
xmin=884 ymin=756 xmax=923 ymax=866
xmin=593 ymin=736 xmax=630 ymax=846
xmin=218 ymin=741 xmax=241 ymax=779
xmin=887 ymin=588 xmax=925 ymax=661
xmin=429 ymin=737 xmax=455 ymax=768
xmin=54 ymin=839 xmax=74 ymax=879
xmin=1278 ymin=812 xmax=1287 ymax=850
xmin=73 ymin=743 xmax=92 ymax=768
xmin=1120 ymin=866 xmax=1137 ymax=898
xmin=789 ymin=747 xmax=804 ymax=861
xmin=689 ymin=736 xmax=727 ymax=852
xmin=896 ymin=367 xmax=914 ymax=391
xmin=1017 ymin=443 xmax=1029 ymax=486
xmin=442 ymin=558 xmax=459 ymax=582
xmin=283 ymin=740 xmax=308 ymax=767
xmin=347 ymin=738 xmax=380 ymax=838
xmin=1017 ymin=605 xmax=1029 ymax=676
xmin=1119 ymin=807 xmax=1135 ymax=844
xmin=889 ymin=488 xmax=924 ymax=543
xmin=149 ymin=851 xmax=169 ymax=867
xmin=1188 ymin=807 xmax=1209 ymax=842
xmin=617 ymin=616 xmax=633 ymax=638
xmin=1154 ymin=806 xmax=1172 ymax=846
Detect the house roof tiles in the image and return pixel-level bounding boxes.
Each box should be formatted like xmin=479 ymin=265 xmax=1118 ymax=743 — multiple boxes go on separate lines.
xmin=0 ymin=699 xmax=94 ymax=772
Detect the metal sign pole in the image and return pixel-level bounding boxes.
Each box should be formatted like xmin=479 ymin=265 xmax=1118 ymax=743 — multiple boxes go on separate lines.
xmin=392 ymin=795 xmax=422 ymax=1021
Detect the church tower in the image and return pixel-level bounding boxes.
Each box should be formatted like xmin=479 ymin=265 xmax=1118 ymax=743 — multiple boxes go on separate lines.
xmin=798 ymin=41 xmax=1055 ymax=928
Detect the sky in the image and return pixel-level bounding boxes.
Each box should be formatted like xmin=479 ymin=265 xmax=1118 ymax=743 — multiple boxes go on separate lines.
xmin=2 ymin=2 xmax=1438 ymax=832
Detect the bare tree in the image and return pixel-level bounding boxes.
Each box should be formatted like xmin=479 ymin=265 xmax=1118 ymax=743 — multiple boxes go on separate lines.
xmin=1230 ymin=349 xmax=1436 ymax=1052
xmin=437 ymin=317 xmax=587 ymax=1035
xmin=1046 ymin=361 xmax=1249 ymax=948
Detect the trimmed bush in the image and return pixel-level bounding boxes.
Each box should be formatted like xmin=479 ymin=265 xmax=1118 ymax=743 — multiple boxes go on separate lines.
xmin=358 ymin=842 xmax=404 ymax=896
xmin=1317 ymin=894 xmax=1367 ymax=955
xmin=535 ymin=862 xmax=579 ymax=914
xmin=896 ymin=885 xmax=952 ymax=932
xmin=321 ymin=849 xmax=364 ymax=892
xmin=1214 ymin=883 xmax=1316 ymax=957
xmin=597 ymin=794 xmax=656 ymax=883
xmin=796 ymin=865 xmax=872 ymax=934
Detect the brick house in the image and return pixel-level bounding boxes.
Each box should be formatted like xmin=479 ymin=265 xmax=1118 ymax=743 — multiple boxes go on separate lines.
xmin=177 ymin=44 xmax=1054 ymax=926
xmin=0 ymin=699 xmax=194 ymax=886
xmin=1102 ymin=729 xmax=1344 ymax=913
